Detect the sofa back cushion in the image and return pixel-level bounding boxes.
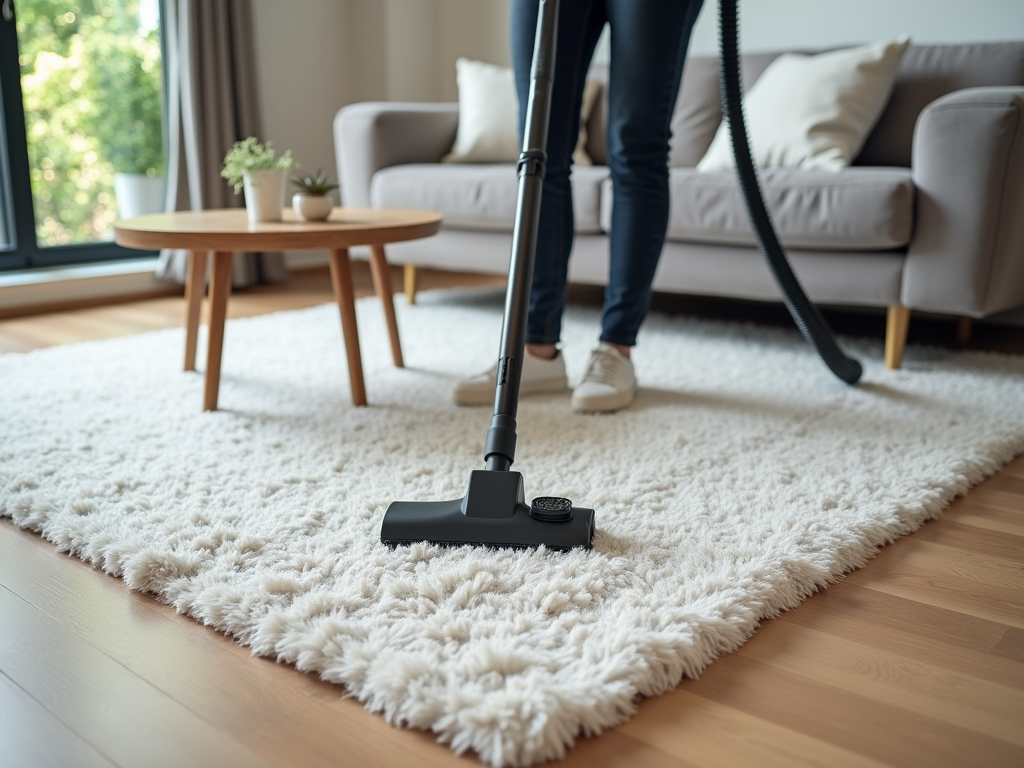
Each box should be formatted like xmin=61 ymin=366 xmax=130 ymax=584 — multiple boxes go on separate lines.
xmin=584 ymin=41 xmax=1024 ymax=169
xmin=857 ymin=42 xmax=1024 ymax=167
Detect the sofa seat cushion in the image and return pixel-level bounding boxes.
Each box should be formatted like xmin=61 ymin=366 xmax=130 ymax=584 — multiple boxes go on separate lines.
xmin=371 ymin=164 xmax=610 ymax=234
xmin=598 ymin=167 xmax=914 ymax=250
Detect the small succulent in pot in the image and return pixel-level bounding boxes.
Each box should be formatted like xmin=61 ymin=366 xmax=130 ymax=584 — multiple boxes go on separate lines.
xmin=291 ymin=169 xmax=339 ymax=221
xmin=292 ymin=169 xmax=340 ymax=196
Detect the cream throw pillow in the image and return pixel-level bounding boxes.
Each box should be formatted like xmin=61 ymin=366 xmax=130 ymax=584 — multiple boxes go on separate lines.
xmin=443 ymin=57 xmax=601 ymax=165
xmin=444 ymin=59 xmax=520 ymax=163
xmin=697 ymin=36 xmax=911 ymax=172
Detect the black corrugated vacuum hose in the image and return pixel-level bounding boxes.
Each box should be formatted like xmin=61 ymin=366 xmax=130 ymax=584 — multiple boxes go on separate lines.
xmin=718 ymin=0 xmax=863 ymax=385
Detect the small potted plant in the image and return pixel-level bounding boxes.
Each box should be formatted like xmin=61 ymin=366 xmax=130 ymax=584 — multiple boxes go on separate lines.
xmin=291 ymin=169 xmax=339 ymax=222
xmin=221 ymin=137 xmax=294 ymax=222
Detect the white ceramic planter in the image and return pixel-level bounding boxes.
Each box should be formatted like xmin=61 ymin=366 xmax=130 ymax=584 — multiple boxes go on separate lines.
xmin=113 ymin=172 xmax=167 ymax=219
xmin=243 ymin=169 xmax=286 ymax=222
xmin=292 ymin=193 xmax=333 ymax=222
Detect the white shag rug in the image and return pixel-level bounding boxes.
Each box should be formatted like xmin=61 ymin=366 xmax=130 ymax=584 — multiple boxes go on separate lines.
xmin=3 ymin=291 xmax=1024 ymax=767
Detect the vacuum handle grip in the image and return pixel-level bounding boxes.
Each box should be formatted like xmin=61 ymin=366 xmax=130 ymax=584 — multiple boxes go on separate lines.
xmin=522 ymin=0 xmax=557 ymax=156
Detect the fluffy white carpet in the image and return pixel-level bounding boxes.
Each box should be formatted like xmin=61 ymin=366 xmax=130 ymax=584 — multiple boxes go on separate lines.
xmin=3 ymin=291 xmax=1023 ymax=767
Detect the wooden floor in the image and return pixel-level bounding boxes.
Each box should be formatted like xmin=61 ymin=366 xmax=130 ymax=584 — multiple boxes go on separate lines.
xmin=1 ymin=265 xmax=1022 ymax=768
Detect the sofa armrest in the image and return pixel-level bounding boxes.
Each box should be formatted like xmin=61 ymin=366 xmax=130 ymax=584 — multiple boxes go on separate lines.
xmin=333 ymin=102 xmax=459 ymax=208
xmin=903 ymin=87 xmax=1024 ymax=316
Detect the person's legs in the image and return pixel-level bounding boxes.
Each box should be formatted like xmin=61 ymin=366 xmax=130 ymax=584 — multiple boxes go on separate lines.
xmin=511 ymin=0 xmax=606 ymax=349
xmin=599 ymin=0 xmax=703 ymax=348
xmin=571 ymin=0 xmax=702 ymax=412
xmin=450 ymin=0 xmax=604 ymax=406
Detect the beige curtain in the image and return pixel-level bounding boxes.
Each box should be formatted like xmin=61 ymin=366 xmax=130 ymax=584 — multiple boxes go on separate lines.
xmin=156 ymin=0 xmax=287 ymax=287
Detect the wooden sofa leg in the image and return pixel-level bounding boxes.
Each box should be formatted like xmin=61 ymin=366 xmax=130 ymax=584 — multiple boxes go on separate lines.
xmin=404 ymin=263 xmax=418 ymax=305
xmin=885 ymin=305 xmax=911 ymax=370
xmin=956 ymin=316 xmax=973 ymax=346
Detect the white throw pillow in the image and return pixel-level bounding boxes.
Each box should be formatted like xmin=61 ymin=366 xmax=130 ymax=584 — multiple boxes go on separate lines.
xmin=696 ymin=36 xmax=911 ymax=172
xmin=444 ymin=58 xmax=520 ymax=163
xmin=443 ymin=58 xmax=601 ymax=165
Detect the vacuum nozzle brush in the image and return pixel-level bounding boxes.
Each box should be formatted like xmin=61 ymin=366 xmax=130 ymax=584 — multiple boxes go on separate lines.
xmin=381 ymin=469 xmax=594 ymax=550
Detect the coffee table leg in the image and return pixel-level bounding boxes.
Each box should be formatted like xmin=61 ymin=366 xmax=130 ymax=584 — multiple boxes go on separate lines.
xmin=328 ymin=247 xmax=367 ymax=407
xmin=204 ymin=251 xmax=233 ymax=411
xmin=369 ymin=244 xmax=404 ymax=368
xmin=184 ymin=249 xmax=208 ymax=371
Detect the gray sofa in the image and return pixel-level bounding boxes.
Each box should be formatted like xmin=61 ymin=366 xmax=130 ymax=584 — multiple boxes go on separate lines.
xmin=334 ymin=42 xmax=1024 ymax=368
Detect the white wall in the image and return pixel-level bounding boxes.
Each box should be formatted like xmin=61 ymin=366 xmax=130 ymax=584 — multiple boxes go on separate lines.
xmin=250 ymin=0 xmax=349 ymax=186
xmin=687 ymin=0 xmax=1024 ymax=56
xmin=386 ymin=0 xmax=441 ymax=101
xmin=344 ymin=1 xmax=388 ymax=103
xmin=250 ymin=0 xmax=512 ymax=183
xmin=355 ymin=0 xmax=512 ymax=102
xmin=435 ymin=0 xmax=512 ymax=101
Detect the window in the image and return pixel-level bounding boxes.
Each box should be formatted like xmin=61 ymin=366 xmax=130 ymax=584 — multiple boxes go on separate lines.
xmin=0 ymin=0 xmax=165 ymax=272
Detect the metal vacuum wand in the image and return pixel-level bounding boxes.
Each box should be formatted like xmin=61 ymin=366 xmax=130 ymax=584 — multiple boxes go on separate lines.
xmin=484 ymin=0 xmax=558 ymax=472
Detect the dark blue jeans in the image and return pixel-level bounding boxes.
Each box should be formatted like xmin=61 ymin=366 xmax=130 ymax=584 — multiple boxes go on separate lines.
xmin=511 ymin=0 xmax=703 ymax=347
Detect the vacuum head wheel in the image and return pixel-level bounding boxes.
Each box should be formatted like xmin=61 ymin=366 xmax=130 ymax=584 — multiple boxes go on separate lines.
xmin=530 ymin=496 xmax=573 ymax=522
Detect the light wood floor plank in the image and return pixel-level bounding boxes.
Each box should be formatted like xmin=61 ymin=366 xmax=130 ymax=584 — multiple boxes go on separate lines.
xmin=806 ymin=552 xmax=1014 ymax=656
xmin=777 ymin=585 xmax=1023 ymax=686
xmin=0 ymin=670 xmax=117 ymax=768
xmin=621 ymin=687 xmax=891 ymax=768
xmin=991 ymin=474 xmax=1024 ymax=494
xmin=943 ymin=506 xmax=1024 ymax=537
xmin=844 ymin=560 xmax=1024 ymax=629
xmin=555 ymin=731 xmax=698 ymax=768
xmin=684 ymin=654 xmax=1023 ymax=768
xmin=735 ymin=619 xmax=1024 ymax=744
xmin=0 ymin=583 xmax=277 ymax=768
xmin=1004 ymin=462 xmax=1024 ymax=480
xmin=949 ymin=477 xmax=1024 ymax=521
xmin=993 ymin=628 xmax=1024 ymax=663
xmin=866 ymin=538 xmax=1023 ymax=591
xmin=908 ymin=519 xmax=1024 ymax=562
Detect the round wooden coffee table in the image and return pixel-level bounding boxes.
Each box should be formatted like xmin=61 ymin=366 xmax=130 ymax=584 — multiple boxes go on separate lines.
xmin=114 ymin=207 xmax=442 ymax=411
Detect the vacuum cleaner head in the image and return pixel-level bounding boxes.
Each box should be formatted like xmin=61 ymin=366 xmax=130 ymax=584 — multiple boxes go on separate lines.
xmin=382 ymin=469 xmax=594 ymax=550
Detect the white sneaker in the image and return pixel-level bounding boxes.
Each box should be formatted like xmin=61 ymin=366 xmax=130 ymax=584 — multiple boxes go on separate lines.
xmin=571 ymin=343 xmax=637 ymax=413
xmin=449 ymin=351 xmax=569 ymax=406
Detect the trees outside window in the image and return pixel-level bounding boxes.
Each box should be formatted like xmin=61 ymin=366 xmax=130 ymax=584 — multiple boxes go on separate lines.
xmin=0 ymin=0 xmax=164 ymax=270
